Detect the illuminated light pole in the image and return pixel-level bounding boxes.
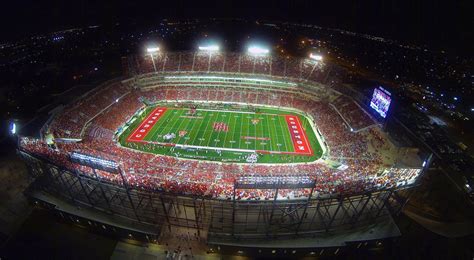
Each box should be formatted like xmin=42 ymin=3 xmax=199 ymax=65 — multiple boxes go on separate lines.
xmin=309 ymin=53 xmax=323 ymax=62
xmin=146 ymin=46 xmax=160 ymax=73
xmin=198 ymin=45 xmax=219 ymax=72
xmin=248 ymin=46 xmax=270 ymax=55
xmin=306 ymin=53 xmax=324 ymax=80
xmin=248 ymin=45 xmax=269 ymax=74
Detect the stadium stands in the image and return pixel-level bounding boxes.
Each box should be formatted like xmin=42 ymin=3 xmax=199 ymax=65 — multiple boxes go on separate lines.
xmin=20 ymin=52 xmax=417 ymax=201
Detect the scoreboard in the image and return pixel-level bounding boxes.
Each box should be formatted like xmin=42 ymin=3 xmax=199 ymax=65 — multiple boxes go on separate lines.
xmin=370 ymin=86 xmax=392 ymax=118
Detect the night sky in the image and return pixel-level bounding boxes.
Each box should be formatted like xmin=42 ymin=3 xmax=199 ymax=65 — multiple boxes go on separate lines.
xmin=0 ymin=0 xmax=472 ymax=53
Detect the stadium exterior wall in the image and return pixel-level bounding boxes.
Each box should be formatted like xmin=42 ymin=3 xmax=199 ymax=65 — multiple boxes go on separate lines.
xmin=20 ymin=150 xmax=407 ymax=242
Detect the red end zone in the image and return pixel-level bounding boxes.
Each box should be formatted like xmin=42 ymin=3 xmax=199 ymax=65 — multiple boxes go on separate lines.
xmin=284 ymin=115 xmax=313 ymax=155
xmin=127 ymin=107 xmax=167 ymax=142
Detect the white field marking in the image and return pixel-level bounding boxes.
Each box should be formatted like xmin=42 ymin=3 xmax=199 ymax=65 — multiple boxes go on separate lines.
xmin=167 ymin=109 xmax=188 ymax=144
xmin=253 ymin=115 xmax=258 ymax=151
xmin=196 ymin=108 xmax=254 ymax=115
xmin=238 ymin=109 xmax=244 ymax=150
xmin=265 ymin=115 xmax=274 ymax=152
xmin=245 ymin=114 xmax=251 ymax=149
xmin=294 ymin=115 xmax=313 ymax=154
xmin=134 ymin=139 xmax=306 ymax=155
xmin=199 ymin=110 xmax=214 ymax=146
xmin=135 ymin=103 xmax=325 ymax=156
xmin=163 ymin=109 xmax=186 ymax=139
xmin=279 ymin=117 xmax=293 ymax=152
xmin=189 ymin=109 xmax=208 ymax=145
xmin=216 ymin=112 xmax=230 ymax=148
xmin=271 ymin=115 xmax=282 ymax=152
xmin=172 ymin=143 xmax=267 ymax=154
xmin=174 ymin=109 xmax=195 ymax=144
xmin=222 ymin=108 xmax=235 ymax=149
xmin=150 ymin=109 xmax=182 ymax=140
xmin=205 ymin=111 xmax=220 ymax=148
xmin=250 ymin=115 xmax=257 ymax=149
xmin=277 ymin=115 xmax=292 ymax=152
xmin=147 ymin=108 xmax=172 ymax=141
xmin=180 ymin=108 xmax=202 ymax=145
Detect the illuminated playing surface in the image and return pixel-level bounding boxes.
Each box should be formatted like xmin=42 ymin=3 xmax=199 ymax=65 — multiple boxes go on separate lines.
xmin=119 ymin=105 xmax=323 ymax=163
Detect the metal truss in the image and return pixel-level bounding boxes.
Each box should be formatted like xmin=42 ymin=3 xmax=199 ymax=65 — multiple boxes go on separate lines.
xmin=20 ymin=151 xmax=406 ymax=240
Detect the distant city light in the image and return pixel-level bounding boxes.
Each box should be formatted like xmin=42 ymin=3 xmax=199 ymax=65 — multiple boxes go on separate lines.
xmin=10 ymin=122 xmax=16 ymax=135
xmin=248 ymin=46 xmax=269 ymax=55
xmin=471 ymin=108 xmax=474 ymax=112
xmin=146 ymin=46 xmax=160 ymax=53
xmin=198 ymin=45 xmax=219 ymax=51
xmin=309 ymin=53 xmax=323 ymax=61
xmin=453 ymin=97 xmax=458 ymax=101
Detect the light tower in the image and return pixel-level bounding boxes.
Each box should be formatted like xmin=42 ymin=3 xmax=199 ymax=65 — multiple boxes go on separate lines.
xmin=146 ymin=46 xmax=160 ymax=73
xmin=247 ymin=45 xmax=269 ymax=74
xmin=309 ymin=53 xmax=323 ymax=62
xmin=198 ymin=44 xmax=220 ymax=72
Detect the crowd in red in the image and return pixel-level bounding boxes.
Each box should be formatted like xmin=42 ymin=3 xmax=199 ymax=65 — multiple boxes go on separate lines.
xmin=134 ymin=52 xmax=326 ymax=82
xmin=49 ymin=82 xmax=130 ymax=138
xmin=20 ymin=53 xmax=417 ymax=200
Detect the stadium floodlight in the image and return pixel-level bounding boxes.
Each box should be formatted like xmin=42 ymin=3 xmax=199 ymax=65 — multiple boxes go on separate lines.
xmin=146 ymin=46 xmax=160 ymax=53
xmin=198 ymin=45 xmax=219 ymax=51
xmin=248 ymin=46 xmax=269 ymax=55
xmin=309 ymin=53 xmax=323 ymax=61
xmin=146 ymin=46 xmax=160 ymax=73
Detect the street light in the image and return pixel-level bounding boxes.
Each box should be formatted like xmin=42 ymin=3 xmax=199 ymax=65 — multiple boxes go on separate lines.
xmin=146 ymin=46 xmax=160 ymax=73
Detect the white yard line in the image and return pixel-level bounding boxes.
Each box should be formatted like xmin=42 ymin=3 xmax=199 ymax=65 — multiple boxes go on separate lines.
xmin=205 ymin=111 xmax=220 ymax=148
xmin=277 ymin=115 xmax=292 ymax=152
xmin=199 ymin=111 xmax=213 ymax=146
xmin=189 ymin=111 xmax=207 ymax=145
xmin=222 ymin=111 xmax=235 ymax=148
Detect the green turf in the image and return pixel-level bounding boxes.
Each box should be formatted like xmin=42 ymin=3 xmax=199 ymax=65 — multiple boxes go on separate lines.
xmin=119 ymin=103 xmax=324 ymax=164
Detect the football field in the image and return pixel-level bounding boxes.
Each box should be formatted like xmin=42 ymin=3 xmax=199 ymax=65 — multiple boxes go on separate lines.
xmin=119 ymin=104 xmax=323 ymax=163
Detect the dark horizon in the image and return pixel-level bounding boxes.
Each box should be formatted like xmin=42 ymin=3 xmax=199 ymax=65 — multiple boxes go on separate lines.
xmin=1 ymin=0 xmax=472 ymax=55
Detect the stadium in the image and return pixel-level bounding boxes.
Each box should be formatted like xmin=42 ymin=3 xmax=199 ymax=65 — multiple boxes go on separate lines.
xmin=18 ymin=45 xmax=428 ymax=253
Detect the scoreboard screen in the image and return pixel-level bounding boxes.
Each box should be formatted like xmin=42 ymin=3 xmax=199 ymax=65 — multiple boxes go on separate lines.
xmin=370 ymin=87 xmax=392 ymax=118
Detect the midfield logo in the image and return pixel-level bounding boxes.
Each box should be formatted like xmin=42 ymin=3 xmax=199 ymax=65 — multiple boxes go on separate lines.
xmin=213 ymin=122 xmax=229 ymax=132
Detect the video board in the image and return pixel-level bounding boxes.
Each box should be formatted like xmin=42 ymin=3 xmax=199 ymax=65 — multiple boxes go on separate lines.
xmin=370 ymin=87 xmax=392 ymax=118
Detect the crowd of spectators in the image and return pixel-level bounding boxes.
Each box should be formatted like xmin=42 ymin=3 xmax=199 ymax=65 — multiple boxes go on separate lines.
xmin=135 ymin=51 xmax=327 ymax=83
xmin=331 ymin=95 xmax=375 ymax=131
xmin=49 ymin=82 xmax=130 ymax=138
xmin=20 ymin=53 xmax=420 ymax=201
